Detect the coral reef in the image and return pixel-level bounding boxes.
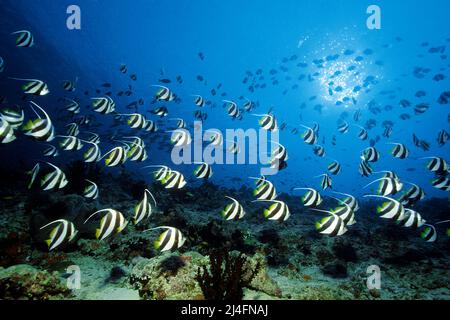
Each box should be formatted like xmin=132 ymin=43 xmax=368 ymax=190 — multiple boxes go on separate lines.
xmin=0 ymin=173 xmax=448 ymax=300
xmin=130 ymin=252 xmax=208 ymax=300
xmin=0 ymin=264 xmax=71 ymax=300
xmin=129 ymin=251 xmax=281 ymax=300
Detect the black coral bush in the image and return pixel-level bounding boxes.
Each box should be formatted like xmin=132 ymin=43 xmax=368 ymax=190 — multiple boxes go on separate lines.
xmin=195 ymin=249 xmax=261 ymax=300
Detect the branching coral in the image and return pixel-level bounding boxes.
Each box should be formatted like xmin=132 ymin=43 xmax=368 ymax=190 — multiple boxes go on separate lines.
xmin=195 ymin=250 xmax=261 ymax=300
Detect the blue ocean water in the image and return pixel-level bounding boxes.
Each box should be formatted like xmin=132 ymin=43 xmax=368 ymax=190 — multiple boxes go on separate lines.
xmin=0 ymin=0 xmax=449 ymax=301
xmin=1 ymin=0 xmax=448 ymax=196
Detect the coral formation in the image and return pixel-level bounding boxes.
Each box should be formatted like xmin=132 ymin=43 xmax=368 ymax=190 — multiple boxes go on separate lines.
xmin=0 ymin=170 xmax=448 ymax=300
xmin=0 ymin=264 xmax=71 ymax=300
xmin=130 ymin=252 xmax=208 ymax=300
xmin=195 ymin=249 xmax=261 ymax=300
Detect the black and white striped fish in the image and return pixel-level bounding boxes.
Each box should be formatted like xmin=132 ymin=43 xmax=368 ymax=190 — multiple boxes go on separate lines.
xmin=398 ymin=182 xmax=425 ymax=206
xmin=270 ymin=159 xmax=288 ymax=171
xmin=437 ymin=129 xmax=448 ymax=146
xmin=161 ymin=170 xmax=187 ymax=189
xmin=11 ymin=77 xmax=49 ymax=95
xmin=224 ymin=100 xmax=239 ymax=119
xmin=243 ymin=99 xmax=254 ymax=112
xmin=420 ymin=224 xmax=437 ymax=242
xmin=127 ymin=145 xmax=148 ymax=162
xmin=127 ymin=113 xmax=147 ymax=129
xmin=0 ymin=117 xmax=16 ymax=144
xmin=66 ymin=123 xmax=79 ymax=136
xmin=0 ymin=56 xmax=4 ymax=72
xmin=362 ymin=147 xmax=380 ymax=162
xmin=22 ymin=102 xmax=55 ymax=141
xmin=43 ymin=144 xmax=59 ymax=157
xmin=192 ymin=95 xmax=205 ymax=107
xmin=11 ymin=30 xmax=34 ymax=47
xmin=255 ymin=199 xmax=290 ymax=222
xmin=208 ymin=130 xmax=223 ymax=146
xmin=269 ymin=141 xmax=288 ymax=164
xmin=359 ymin=159 xmax=372 ymax=177
xmin=144 ymin=120 xmax=158 ymax=132
xmin=133 ymin=189 xmax=157 ymax=225
xmin=40 ymin=219 xmax=77 ymax=251
xmin=194 ymin=110 xmax=208 ymax=122
xmin=169 ymin=129 xmax=192 ymax=146
xmin=170 ymin=118 xmax=187 ymax=129
xmin=62 ymin=79 xmax=77 ymax=92
xmin=354 ymin=125 xmax=368 ymax=140
xmin=84 ymin=209 xmax=128 ymax=240
xmin=102 ymin=146 xmax=127 ymax=167
xmin=252 ymin=178 xmax=277 ymax=200
xmin=84 ymin=179 xmax=99 ymax=199
xmin=119 ymin=64 xmax=127 ymax=74
xmin=318 ymin=174 xmax=332 ymax=190
xmin=194 ymin=162 xmax=213 ymax=179
xmin=301 ymin=125 xmax=317 ymax=145
xmin=422 ymin=157 xmax=448 ymax=174
xmin=419 ymin=139 xmax=430 ymax=151
xmin=255 ymin=113 xmax=278 ymax=131
xmin=58 ymin=135 xmax=83 ymax=151
xmin=40 ymin=162 xmax=69 ymax=191
xmin=389 ymin=143 xmax=409 ymax=159
xmin=65 ymin=99 xmax=80 ymax=114
xmin=328 ymin=161 xmax=341 ymax=175
xmin=82 ymin=141 xmax=101 ymax=163
xmin=294 ymin=187 xmax=322 ymax=207
xmin=313 ymin=145 xmax=325 ymax=157
xmin=146 ymin=165 xmax=171 ymax=182
xmin=313 ymin=210 xmax=347 ymax=236
xmin=365 ymin=177 xmax=403 ymax=196
xmin=252 ymin=175 xmax=267 ymax=188
xmin=330 ymin=200 xmax=356 ymax=226
xmin=123 ymin=113 xmax=146 ymax=129
xmin=221 ymin=196 xmax=245 ymax=220
xmin=364 ymin=195 xmax=405 ymax=221
xmin=153 ymin=85 xmax=174 ymax=101
xmin=332 ymin=191 xmax=359 ymax=212
xmin=414 ymin=103 xmax=429 ymax=114
xmin=148 ymin=226 xmax=186 ymax=252
xmin=91 ymin=96 xmax=115 ymax=114
xmin=382 ymin=126 xmax=392 ymax=138
xmin=337 ymin=121 xmax=349 ymax=134
xmin=397 ymin=209 xmax=426 ymax=228
xmin=1 ymin=108 xmax=24 ymax=128
xmin=419 ymin=139 xmax=431 ymax=152
xmin=151 ymin=106 xmax=169 ymax=117
xmin=431 ymin=176 xmax=450 ymax=191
